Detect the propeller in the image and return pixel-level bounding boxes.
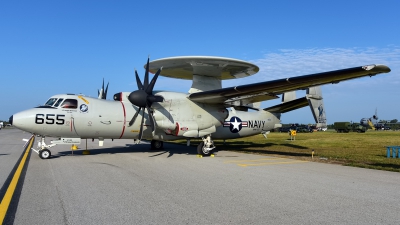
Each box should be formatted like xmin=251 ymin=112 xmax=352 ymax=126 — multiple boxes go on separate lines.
xmin=128 ymin=57 xmax=163 ymax=141
xmin=98 ymin=78 xmax=109 ymax=99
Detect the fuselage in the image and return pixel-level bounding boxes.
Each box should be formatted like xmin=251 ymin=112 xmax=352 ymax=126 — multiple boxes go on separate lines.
xmin=10 ymin=92 xmax=281 ymax=141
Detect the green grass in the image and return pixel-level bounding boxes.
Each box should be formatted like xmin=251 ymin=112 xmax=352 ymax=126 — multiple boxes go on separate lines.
xmin=170 ymin=130 xmax=400 ymax=172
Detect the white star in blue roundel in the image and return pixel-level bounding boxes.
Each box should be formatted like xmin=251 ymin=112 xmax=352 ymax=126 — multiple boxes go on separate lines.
xmin=229 ymin=116 xmax=243 ymax=133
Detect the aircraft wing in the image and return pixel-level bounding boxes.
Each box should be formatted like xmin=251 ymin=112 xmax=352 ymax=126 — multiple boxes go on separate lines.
xmin=188 ymin=64 xmax=391 ymax=104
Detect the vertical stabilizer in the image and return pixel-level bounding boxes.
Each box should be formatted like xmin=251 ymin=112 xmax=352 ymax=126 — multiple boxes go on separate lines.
xmin=248 ymin=102 xmax=261 ymax=109
xmin=282 ymin=91 xmax=296 ymax=103
xmin=306 ymin=86 xmax=327 ymax=128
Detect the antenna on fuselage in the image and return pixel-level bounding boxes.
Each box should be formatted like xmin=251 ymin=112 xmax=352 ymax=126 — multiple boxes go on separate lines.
xmin=98 ymin=78 xmax=109 ymax=99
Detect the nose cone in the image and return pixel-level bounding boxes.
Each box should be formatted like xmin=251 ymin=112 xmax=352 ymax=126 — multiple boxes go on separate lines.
xmin=11 ymin=110 xmax=37 ymax=132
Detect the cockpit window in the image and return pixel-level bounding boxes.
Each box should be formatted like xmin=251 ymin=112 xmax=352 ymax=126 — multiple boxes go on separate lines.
xmin=54 ymin=98 xmax=64 ymax=107
xmin=60 ymin=99 xmax=78 ymax=109
xmin=44 ymin=98 xmax=58 ymax=106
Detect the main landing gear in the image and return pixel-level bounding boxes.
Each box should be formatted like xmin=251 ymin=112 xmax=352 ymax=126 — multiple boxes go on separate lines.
xmin=151 ymin=140 xmax=164 ymax=150
xmin=197 ymin=135 xmax=215 ymax=156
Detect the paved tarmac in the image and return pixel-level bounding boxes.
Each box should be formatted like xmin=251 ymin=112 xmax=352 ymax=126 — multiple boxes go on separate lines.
xmin=1 ymin=128 xmax=400 ymax=225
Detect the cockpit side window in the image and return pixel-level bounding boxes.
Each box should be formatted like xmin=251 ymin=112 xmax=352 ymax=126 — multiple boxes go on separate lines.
xmin=54 ymin=98 xmax=64 ymax=107
xmin=44 ymin=98 xmax=58 ymax=106
xmin=60 ymin=99 xmax=78 ymax=109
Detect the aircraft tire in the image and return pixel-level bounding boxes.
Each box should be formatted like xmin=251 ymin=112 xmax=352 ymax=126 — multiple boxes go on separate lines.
xmin=39 ymin=149 xmax=51 ymax=159
xmin=197 ymin=142 xmax=211 ymax=156
xmin=151 ymin=140 xmax=163 ymax=150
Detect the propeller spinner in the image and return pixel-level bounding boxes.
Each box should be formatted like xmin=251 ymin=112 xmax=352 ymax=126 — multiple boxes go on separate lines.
xmin=127 ymin=58 xmax=163 ymax=141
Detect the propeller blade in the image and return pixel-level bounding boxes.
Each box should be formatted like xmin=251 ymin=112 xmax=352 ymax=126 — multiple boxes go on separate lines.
xmin=146 ymin=67 xmax=162 ymax=94
xmin=128 ymin=107 xmax=142 ymax=127
xmin=104 ymin=82 xmax=109 ymax=98
xmin=144 ymin=57 xmax=150 ymax=89
xmin=135 ymin=70 xmax=144 ymax=90
xmin=146 ymin=106 xmax=156 ymax=134
xmin=138 ymin=109 xmax=145 ymax=141
xmin=129 ymin=57 xmax=162 ymax=129
xmin=98 ymin=78 xmax=104 ymax=97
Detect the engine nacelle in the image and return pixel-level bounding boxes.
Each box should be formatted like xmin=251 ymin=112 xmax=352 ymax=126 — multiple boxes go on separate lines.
xmin=113 ymin=92 xmax=131 ymax=102
xmin=151 ymin=92 xmax=228 ymax=137
xmin=175 ymin=122 xmax=199 ymax=137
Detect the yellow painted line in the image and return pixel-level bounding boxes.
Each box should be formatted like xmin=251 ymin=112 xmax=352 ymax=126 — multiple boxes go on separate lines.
xmin=237 ymin=160 xmax=309 ymax=167
xmin=0 ymin=136 xmax=34 ymax=224
xmin=224 ymin=158 xmax=285 ymax=164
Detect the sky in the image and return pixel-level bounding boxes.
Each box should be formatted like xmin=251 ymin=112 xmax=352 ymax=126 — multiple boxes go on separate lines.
xmin=1 ymin=0 xmax=399 ymax=124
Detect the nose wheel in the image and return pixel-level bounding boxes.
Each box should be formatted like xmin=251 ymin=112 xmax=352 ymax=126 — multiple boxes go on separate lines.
xmin=39 ymin=149 xmax=51 ymax=159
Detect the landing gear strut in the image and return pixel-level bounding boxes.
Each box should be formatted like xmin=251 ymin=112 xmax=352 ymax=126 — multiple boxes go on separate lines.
xmin=32 ymin=137 xmax=56 ymax=159
xmin=197 ymin=135 xmax=215 ymax=156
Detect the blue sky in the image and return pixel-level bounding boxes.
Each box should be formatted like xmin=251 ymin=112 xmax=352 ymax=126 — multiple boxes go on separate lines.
xmin=1 ymin=0 xmax=399 ymax=124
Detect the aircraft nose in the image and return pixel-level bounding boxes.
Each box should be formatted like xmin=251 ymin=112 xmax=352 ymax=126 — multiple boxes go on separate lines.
xmin=9 ymin=115 xmax=13 ymax=125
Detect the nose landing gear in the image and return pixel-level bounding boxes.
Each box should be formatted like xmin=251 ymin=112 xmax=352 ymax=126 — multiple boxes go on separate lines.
xmin=27 ymin=136 xmax=81 ymax=159
xmin=28 ymin=137 xmax=57 ymax=159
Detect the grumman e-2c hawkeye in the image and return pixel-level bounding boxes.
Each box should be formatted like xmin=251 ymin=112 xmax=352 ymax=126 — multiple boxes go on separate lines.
xmin=9 ymin=56 xmax=391 ymax=159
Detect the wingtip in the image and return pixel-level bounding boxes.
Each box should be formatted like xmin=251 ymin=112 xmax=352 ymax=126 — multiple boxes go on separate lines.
xmin=363 ymin=64 xmax=391 ymax=73
xmin=375 ymin=64 xmax=391 ymax=73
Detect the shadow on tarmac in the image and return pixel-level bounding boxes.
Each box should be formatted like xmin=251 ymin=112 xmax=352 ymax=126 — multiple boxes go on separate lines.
xmin=176 ymin=140 xmax=311 ymax=157
xmin=39 ymin=139 xmax=311 ymax=160
xmin=54 ymin=142 xmax=200 ymax=159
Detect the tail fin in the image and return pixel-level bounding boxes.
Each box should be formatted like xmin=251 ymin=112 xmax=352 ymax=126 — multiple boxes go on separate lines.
xmin=263 ymin=87 xmax=327 ymax=128
xmin=306 ymin=86 xmax=327 ymax=128
xmin=282 ymin=91 xmax=296 ymax=103
xmin=372 ymin=108 xmax=378 ymax=121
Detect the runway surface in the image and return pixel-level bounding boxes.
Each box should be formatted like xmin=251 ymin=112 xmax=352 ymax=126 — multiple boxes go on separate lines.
xmin=1 ymin=129 xmax=399 ymax=225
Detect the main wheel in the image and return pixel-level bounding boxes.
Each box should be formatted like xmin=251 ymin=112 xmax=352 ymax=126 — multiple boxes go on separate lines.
xmin=197 ymin=142 xmax=211 ymax=156
xmin=39 ymin=149 xmax=51 ymax=159
xmin=151 ymin=140 xmax=163 ymax=150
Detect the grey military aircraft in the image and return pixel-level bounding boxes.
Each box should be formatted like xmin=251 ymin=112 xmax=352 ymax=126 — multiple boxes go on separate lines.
xmin=9 ymin=56 xmax=391 ymax=159
xmin=360 ymin=108 xmax=379 ymax=130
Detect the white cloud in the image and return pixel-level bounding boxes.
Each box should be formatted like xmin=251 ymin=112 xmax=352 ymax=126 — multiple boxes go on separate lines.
xmin=224 ymin=47 xmax=400 ymax=87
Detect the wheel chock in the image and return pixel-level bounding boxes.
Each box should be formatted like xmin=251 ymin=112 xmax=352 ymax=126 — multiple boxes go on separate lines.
xmin=210 ymin=154 xmax=214 ymax=157
xmin=82 ymin=150 xmax=90 ymax=155
xmin=197 ymin=154 xmax=203 ymax=158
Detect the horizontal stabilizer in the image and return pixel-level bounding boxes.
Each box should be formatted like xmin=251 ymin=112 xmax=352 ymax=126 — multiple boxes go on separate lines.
xmin=263 ymin=97 xmax=308 ymax=113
